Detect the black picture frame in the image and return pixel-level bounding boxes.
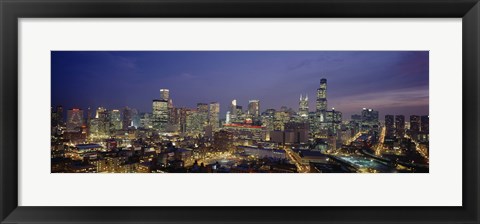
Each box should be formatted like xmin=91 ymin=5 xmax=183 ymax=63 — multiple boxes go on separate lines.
xmin=1 ymin=0 xmax=479 ymax=223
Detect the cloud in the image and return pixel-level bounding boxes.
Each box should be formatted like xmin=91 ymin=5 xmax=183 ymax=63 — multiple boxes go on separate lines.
xmin=332 ymin=86 xmax=429 ymax=113
xmin=287 ymin=59 xmax=313 ymax=71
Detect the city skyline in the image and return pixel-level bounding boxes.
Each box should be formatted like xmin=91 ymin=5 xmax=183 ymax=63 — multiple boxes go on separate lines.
xmin=51 ymin=51 xmax=429 ymax=119
xmin=51 ymin=51 xmax=429 ymax=174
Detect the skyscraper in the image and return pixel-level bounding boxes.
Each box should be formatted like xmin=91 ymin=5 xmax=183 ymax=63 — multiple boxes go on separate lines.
xmin=197 ymin=103 xmax=209 ymax=127
xmin=139 ymin=112 xmax=152 ymax=129
xmin=385 ymin=115 xmax=395 ymax=139
xmin=95 ymin=107 xmax=110 ymax=135
xmin=95 ymin=107 xmax=107 ymax=119
xmin=152 ymin=89 xmax=171 ymax=132
xmin=122 ymin=107 xmax=134 ymax=130
xmin=225 ymin=111 xmax=231 ymax=124
xmin=209 ymin=102 xmax=220 ymax=130
xmin=410 ymin=115 xmax=420 ymax=132
xmin=421 ymin=115 xmax=429 ymax=134
xmin=361 ymin=108 xmax=379 ymax=123
xmin=326 ymin=108 xmax=342 ymax=134
xmin=299 ymin=94 xmax=309 ymax=118
xmin=248 ymin=100 xmax=260 ymax=118
xmin=56 ymin=106 xmax=64 ymax=124
xmin=185 ymin=110 xmax=203 ymax=135
xmin=361 ymin=108 xmax=379 ymax=130
xmin=110 ymin=109 xmax=122 ymax=130
xmin=261 ymin=109 xmax=276 ymax=132
xmin=51 ymin=105 xmax=64 ymax=128
xmin=160 ymin=89 xmax=169 ymax=101
xmin=230 ymin=99 xmax=237 ymax=121
xmin=86 ymin=107 xmax=92 ymax=126
xmin=66 ymin=108 xmax=84 ymax=132
xmin=395 ymin=115 xmax=405 ymax=138
xmin=316 ymin=78 xmax=328 ymax=122
xmin=152 ymin=99 xmax=169 ymax=132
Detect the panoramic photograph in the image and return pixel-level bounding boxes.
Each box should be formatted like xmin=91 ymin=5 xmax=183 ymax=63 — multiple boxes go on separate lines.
xmin=51 ymin=51 xmax=429 ymax=173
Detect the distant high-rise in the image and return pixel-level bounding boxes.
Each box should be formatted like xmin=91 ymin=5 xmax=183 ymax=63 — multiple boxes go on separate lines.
xmin=421 ymin=115 xmax=429 ymax=133
xmin=152 ymin=99 xmax=169 ymax=132
xmin=66 ymin=108 xmax=84 ymax=132
xmin=385 ymin=115 xmax=395 ymax=138
xmin=122 ymin=107 xmax=135 ymax=129
xmin=410 ymin=115 xmax=420 ymax=132
xmin=185 ymin=110 xmax=203 ymax=135
xmin=95 ymin=107 xmax=110 ymax=135
xmin=160 ymin=89 xmax=169 ymax=101
xmin=51 ymin=105 xmax=64 ymax=128
xmin=395 ymin=115 xmax=405 ymax=137
xmin=56 ymin=106 xmax=64 ymax=123
xmin=248 ymin=100 xmax=260 ymax=118
xmin=299 ymin=94 xmax=309 ymax=118
xmin=316 ymin=78 xmax=328 ymax=122
xmin=230 ymin=99 xmax=237 ymax=120
xmin=197 ymin=103 xmax=209 ymax=128
xmin=152 ymin=89 xmax=171 ymax=132
xmin=95 ymin=107 xmax=107 ymax=119
xmin=361 ymin=108 xmax=379 ymax=124
xmin=226 ymin=111 xmax=231 ymax=124
xmin=86 ymin=107 xmax=92 ymax=125
xmin=209 ymin=102 xmax=220 ymax=129
xmin=110 ymin=109 xmax=122 ymax=130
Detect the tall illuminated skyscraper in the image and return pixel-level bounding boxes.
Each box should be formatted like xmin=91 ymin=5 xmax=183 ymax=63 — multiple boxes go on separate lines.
xmin=385 ymin=115 xmax=395 ymax=139
xmin=152 ymin=89 xmax=171 ymax=132
xmin=122 ymin=107 xmax=133 ymax=129
xmin=226 ymin=111 xmax=231 ymax=124
xmin=299 ymin=94 xmax=309 ymax=118
xmin=160 ymin=89 xmax=169 ymax=101
xmin=316 ymin=78 xmax=328 ymax=122
xmin=66 ymin=108 xmax=84 ymax=132
xmin=110 ymin=109 xmax=122 ymax=130
xmin=185 ymin=110 xmax=203 ymax=135
xmin=51 ymin=105 xmax=64 ymax=128
xmin=248 ymin=100 xmax=260 ymax=118
xmin=410 ymin=115 xmax=420 ymax=132
xmin=361 ymin=108 xmax=379 ymax=127
xmin=95 ymin=107 xmax=107 ymax=119
xmin=420 ymin=115 xmax=429 ymax=134
xmin=86 ymin=107 xmax=92 ymax=125
xmin=230 ymin=99 xmax=237 ymax=120
xmin=152 ymin=99 xmax=169 ymax=132
xmin=197 ymin=103 xmax=209 ymax=128
xmin=395 ymin=115 xmax=405 ymax=138
xmin=209 ymin=102 xmax=220 ymax=129
xmin=95 ymin=107 xmax=110 ymax=135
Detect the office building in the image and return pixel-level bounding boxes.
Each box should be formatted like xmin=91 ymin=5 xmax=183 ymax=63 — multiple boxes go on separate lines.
xmin=152 ymin=99 xmax=169 ymax=132
xmin=160 ymin=89 xmax=169 ymax=101
xmin=66 ymin=108 xmax=84 ymax=132
xmin=248 ymin=100 xmax=260 ymax=118
xmin=385 ymin=115 xmax=395 ymax=139
xmin=299 ymin=94 xmax=309 ymax=118
xmin=421 ymin=115 xmax=429 ymax=134
xmin=110 ymin=109 xmax=122 ymax=130
xmin=410 ymin=115 xmax=420 ymax=132
xmin=209 ymin=102 xmax=220 ymax=130
xmin=316 ymin=78 xmax=328 ymax=122
xmin=395 ymin=115 xmax=405 ymax=138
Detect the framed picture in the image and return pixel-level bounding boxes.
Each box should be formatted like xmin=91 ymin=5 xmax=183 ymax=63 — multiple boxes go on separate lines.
xmin=1 ymin=0 xmax=479 ymax=223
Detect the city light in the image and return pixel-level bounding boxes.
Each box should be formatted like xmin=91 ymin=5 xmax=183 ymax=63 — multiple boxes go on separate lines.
xmin=51 ymin=51 xmax=429 ymax=174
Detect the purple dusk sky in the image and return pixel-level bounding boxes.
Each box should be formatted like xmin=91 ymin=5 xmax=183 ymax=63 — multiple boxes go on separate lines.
xmin=51 ymin=51 xmax=429 ymax=120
